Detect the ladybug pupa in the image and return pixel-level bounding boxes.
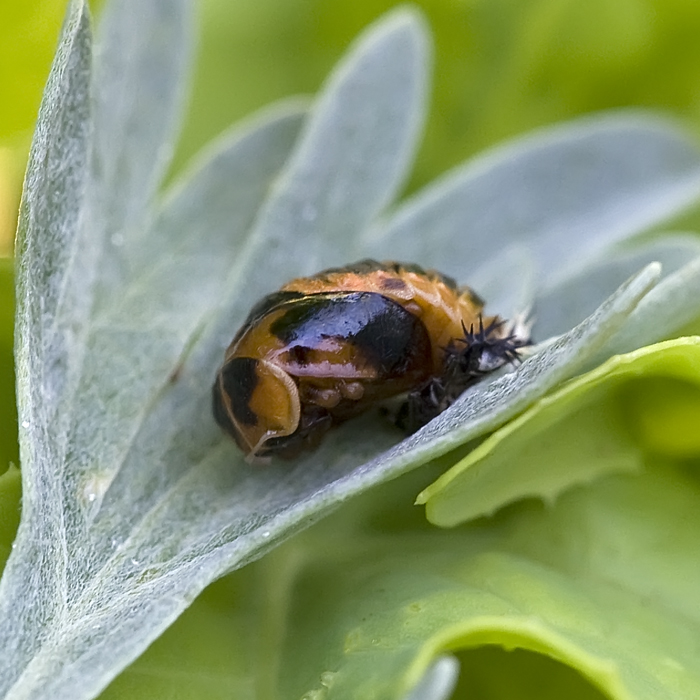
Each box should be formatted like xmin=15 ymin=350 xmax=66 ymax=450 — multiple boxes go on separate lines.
xmin=213 ymin=260 xmax=530 ymax=459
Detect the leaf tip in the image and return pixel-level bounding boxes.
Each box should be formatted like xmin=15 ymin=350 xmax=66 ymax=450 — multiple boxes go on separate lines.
xmin=639 ymin=260 xmax=662 ymax=288
xmin=64 ymin=0 xmax=91 ymax=30
xmin=355 ymin=4 xmax=432 ymax=67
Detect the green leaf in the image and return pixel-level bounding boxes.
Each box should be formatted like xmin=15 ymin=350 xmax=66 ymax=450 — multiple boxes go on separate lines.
xmin=94 ymin=261 xmax=660 ymax=700
xmin=0 ymin=0 xmax=93 ymax=694
xmin=97 ymin=571 xmax=260 ymax=700
xmin=228 ymin=5 xmax=431 ymax=289
xmin=534 ymin=234 xmax=700 ymax=340
xmin=225 ymin=459 xmax=700 ymax=700
xmin=597 ymin=254 xmax=700 ymax=363
xmin=96 ymin=451 xmax=700 ymax=699
xmin=419 ymin=337 xmax=700 ymax=527
xmin=90 ymin=0 xmax=192 ymax=246
xmin=365 ymin=113 xmax=700 ymax=292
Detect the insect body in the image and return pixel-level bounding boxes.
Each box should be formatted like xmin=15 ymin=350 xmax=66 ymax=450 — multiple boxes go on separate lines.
xmin=213 ymin=260 xmax=529 ymax=458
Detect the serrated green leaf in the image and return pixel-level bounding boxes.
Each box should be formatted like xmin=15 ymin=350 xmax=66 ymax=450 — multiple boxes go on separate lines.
xmin=84 ymin=257 xmax=662 ymax=700
xmin=419 ymin=337 xmax=700 ymax=527
xmin=233 ymin=460 xmax=700 ymax=700
xmin=451 ymin=647 xmax=609 ymax=700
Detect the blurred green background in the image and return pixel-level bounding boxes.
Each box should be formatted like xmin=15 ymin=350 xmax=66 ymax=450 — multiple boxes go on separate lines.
xmin=3 ymin=0 xmax=700 ymax=469
xmin=5 ymin=0 xmax=700 ymax=253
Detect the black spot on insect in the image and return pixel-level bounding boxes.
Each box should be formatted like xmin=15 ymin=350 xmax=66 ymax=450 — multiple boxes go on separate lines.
xmin=288 ymin=345 xmax=310 ymax=366
xmin=348 ymin=295 xmax=429 ymax=375
xmin=380 ymin=276 xmax=408 ymax=291
xmin=269 ymin=294 xmax=339 ymax=343
xmin=212 ymin=377 xmax=231 ymax=432
xmin=270 ymin=291 xmax=431 ymax=378
xmin=217 ymin=356 xmax=259 ymax=426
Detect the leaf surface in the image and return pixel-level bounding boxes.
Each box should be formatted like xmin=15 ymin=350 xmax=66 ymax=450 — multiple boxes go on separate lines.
xmin=365 ymin=113 xmax=700 ymax=293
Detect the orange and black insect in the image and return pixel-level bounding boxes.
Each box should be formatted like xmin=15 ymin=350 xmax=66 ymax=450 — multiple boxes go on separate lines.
xmin=213 ymin=260 xmax=529 ymax=459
